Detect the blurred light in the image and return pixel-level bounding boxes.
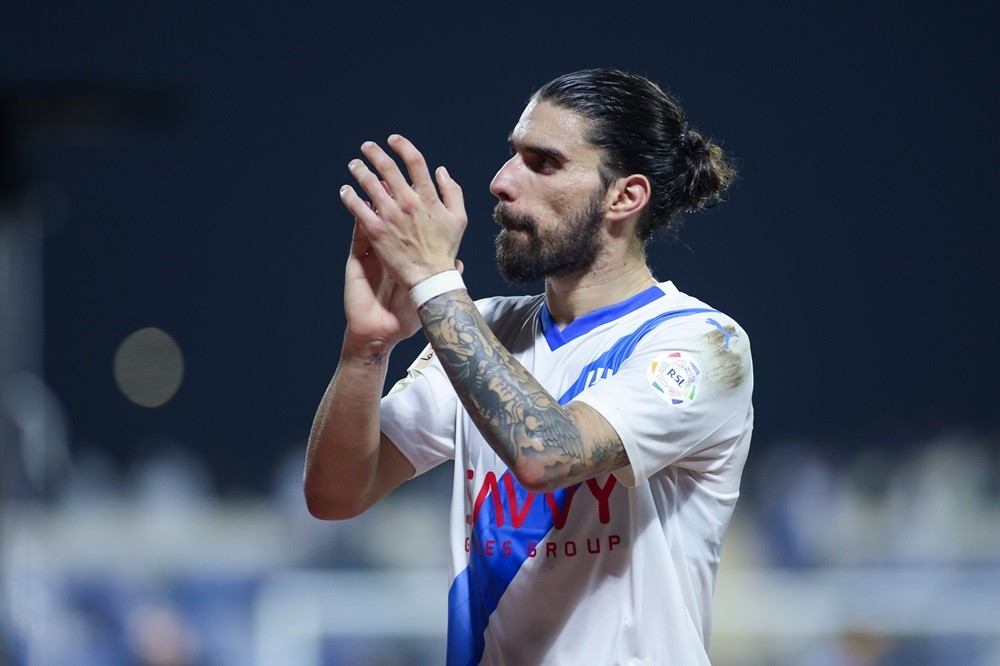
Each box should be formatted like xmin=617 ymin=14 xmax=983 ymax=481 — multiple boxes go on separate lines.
xmin=124 ymin=603 xmax=198 ymax=666
xmin=113 ymin=327 xmax=184 ymax=408
xmin=1 ymin=371 xmax=70 ymax=489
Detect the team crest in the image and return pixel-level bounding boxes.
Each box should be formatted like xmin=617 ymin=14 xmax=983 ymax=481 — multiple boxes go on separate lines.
xmin=647 ymin=351 xmax=701 ymax=407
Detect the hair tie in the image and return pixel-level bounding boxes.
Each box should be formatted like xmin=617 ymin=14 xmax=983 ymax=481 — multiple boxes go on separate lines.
xmin=681 ymin=129 xmax=709 ymax=157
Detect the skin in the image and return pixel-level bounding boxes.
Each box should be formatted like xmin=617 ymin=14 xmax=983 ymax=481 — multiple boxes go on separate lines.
xmin=304 ymin=101 xmax=657 ymax=519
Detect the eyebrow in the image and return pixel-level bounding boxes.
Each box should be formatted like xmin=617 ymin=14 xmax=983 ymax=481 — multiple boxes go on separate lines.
xmin=508 ymin=135 xmax=569 ymax=163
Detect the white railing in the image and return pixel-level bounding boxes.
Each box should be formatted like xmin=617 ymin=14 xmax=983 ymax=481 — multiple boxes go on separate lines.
xmin=252 ymin=566 xmax=1000 ymax=665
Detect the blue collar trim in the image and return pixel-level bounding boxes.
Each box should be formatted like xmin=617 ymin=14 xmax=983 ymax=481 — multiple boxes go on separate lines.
xmin=540 ymin=284 xmax=667 ymax=350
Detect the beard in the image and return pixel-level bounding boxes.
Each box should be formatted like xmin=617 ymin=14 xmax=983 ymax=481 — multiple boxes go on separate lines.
xmin=493 ymin=189 xmax=605 ymax=286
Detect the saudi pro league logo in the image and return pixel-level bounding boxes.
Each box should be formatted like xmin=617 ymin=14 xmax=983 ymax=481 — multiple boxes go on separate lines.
xmin=647 ymin=351 xmax=701 ymax=407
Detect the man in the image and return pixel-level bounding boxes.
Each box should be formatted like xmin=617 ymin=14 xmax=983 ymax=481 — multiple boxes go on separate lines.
xmin=305 ymin=68 xmax=753 ymax=665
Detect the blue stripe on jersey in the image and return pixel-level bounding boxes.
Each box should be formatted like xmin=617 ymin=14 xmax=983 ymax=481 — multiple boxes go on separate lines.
xmin=446 ymin=307 xmax=718 ymax=666
xmin=541 ymin=284 xmax=667 ymax=350
xmin=557 ymin=308 xmax=718 ymax=404
xmin=447 ymin=472 xmax=572 ymax=665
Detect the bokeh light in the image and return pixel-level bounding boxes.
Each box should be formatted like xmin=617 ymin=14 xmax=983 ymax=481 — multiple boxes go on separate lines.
xmin=113 ymin=327 xmax=184 ymax=408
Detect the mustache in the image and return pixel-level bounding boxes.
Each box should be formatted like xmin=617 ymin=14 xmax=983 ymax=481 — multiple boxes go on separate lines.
xmin=493 ymin=203 xmax=537 ymax=233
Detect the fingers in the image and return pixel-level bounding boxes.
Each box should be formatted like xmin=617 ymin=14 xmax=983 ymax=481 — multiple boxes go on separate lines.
xmin=349 ymin=136 xmax=439 ymax=207
xmin=436 ymin=165 xmax=465 ymax=215
xmin=347 ymin=158 xmax=395 ymax=214
xmin=340 ymin=184 xmax=385 ymax=237
xmin=358 ymin=141 xmax=412 ymax=202
xmin=342 ymin=136 xmax=465 ymax=243
xmin=386 ymin=134 xmax=437 ymax=198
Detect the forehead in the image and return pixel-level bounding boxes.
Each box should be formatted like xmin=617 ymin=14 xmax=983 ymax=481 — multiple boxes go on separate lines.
xmin=509 ymin=99 xmax=599 ymax=161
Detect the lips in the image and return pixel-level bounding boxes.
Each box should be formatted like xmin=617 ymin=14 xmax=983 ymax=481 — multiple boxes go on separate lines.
xmin=493 ymin=203 xmax=536 ymax=233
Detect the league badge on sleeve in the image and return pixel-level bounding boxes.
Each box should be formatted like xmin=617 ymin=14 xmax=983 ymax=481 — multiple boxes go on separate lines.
xmin=647 ymin=351 xmax=701 ymax=407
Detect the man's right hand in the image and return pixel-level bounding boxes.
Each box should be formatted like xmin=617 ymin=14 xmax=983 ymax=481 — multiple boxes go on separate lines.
xmin=343 ymin=217 xmax=421 ymax=350
xmin=305 ymin=213 xmax=428 ymax=521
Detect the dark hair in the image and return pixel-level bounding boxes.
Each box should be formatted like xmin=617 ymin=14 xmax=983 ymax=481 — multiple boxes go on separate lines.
xmin=534 ymin=68 xmax=736 ymax=241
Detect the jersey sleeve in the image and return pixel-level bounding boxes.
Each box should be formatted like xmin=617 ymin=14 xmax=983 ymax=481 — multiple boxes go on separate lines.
xmin=571 ymin=314 xmax=754 ymax=487
xmin=379 ymin=343 xmax=458 ymax=477
xmin=379 ymin=295 xmax=523 ymax=477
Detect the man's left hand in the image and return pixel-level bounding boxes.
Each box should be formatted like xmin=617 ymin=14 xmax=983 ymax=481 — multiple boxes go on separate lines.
xmin=339 ymin=134 xmax=467 ymax=290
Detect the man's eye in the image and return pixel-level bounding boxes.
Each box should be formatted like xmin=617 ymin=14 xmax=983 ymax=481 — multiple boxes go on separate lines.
xmin=528 ymin=154 xmax=557 ymax=172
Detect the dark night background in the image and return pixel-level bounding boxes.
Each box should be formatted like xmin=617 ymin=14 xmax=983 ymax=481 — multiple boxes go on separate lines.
xmin=3 ymin=2 xmax=997 ymax=495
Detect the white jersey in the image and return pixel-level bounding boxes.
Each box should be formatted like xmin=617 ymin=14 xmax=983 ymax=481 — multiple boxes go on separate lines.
xmin=380 ymin=281 xmax=753 ymax=665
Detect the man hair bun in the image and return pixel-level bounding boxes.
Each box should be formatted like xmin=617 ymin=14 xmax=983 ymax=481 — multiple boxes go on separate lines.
xmin=534 ymin=69 xmax=737 ymax=241
xmin=681 ymin=129 xmax=736 ymax=213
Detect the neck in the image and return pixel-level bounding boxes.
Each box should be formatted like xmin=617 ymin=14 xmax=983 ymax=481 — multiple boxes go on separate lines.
xmin=544 ymin=249 xmax=657 ymax=327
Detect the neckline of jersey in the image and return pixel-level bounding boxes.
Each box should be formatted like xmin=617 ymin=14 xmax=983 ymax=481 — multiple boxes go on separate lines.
xmin=540 ymin=282 xmax=674 ymax=351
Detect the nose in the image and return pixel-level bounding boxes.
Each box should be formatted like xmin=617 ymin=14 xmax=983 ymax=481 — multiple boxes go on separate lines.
xmin=489 ymin=156 xmax=518 ymax=202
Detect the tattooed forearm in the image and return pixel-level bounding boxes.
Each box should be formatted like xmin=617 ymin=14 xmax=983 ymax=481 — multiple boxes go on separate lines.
xmin=419 ymin=292 xmax=600 ymax=484
xmin=588 ymin=439 xmax=630 ymax=470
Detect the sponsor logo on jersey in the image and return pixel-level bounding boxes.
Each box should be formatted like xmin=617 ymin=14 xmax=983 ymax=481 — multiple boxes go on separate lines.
xmin=463 ymin=469 xmax=624 ymax=560
xmin=647 ymin=351 xmax=701 ymax=407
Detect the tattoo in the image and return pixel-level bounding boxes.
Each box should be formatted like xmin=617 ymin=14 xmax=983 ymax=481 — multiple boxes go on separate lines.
xmin=588 ymin=438 xmax=630 ymax=470
xmin=364 ymin=352 xmax=386 ymax=367
xmin=419 ymin=293 xmax=609 ymax=482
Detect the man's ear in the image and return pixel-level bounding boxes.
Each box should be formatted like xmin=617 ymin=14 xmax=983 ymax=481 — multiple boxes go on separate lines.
xmin=605 ymin=174 xmax=651 ymax=224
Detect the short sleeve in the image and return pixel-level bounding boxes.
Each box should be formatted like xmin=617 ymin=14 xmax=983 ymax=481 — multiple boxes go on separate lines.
xmin=380 ymin=343 xmax=458 ymax=477
xmin=572 ymin=315 xmax=754 ymax=487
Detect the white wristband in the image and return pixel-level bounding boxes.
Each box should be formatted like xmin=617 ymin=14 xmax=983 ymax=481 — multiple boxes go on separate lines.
xmin=409 ymin=270 xmax=466 ymax=308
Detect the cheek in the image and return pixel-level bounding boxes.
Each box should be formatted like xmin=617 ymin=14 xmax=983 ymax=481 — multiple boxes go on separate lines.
xmin=543 ymin=181 xmax=587 ymax=218
xmin=547 ymin=191 xmax=598 ymax=230
xmin=524 ymin=168 xmax=602 ymax=222
xmin=548 ymin=191 xmax=574 ymax=215
xmin=556 ymin=170 xmax=602 ymax=208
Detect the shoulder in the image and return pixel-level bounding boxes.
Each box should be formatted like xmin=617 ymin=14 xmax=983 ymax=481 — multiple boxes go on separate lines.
xmin=653 ymin=282 xmax=751 ymax=346
xmin=640 ymin=283 xmax=753 ymax=392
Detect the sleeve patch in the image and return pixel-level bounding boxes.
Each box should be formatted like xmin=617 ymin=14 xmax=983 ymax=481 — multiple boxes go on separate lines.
xmin=647 ymin=351 xmax=701 ymax=407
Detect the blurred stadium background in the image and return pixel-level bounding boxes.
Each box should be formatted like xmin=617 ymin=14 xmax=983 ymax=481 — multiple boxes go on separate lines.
xmin=2 ymin=2 xmax=998 ymax=664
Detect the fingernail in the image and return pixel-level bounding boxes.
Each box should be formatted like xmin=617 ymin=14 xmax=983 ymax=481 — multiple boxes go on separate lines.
xmin=388 ymin=134 xmax=400 ymax=142
xmin=439 ymin=166 xmax=450 ymax=179
xmin=339 ymin=185 xmax=348 ymax=197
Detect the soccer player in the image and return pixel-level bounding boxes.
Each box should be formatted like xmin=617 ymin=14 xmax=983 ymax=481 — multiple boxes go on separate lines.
xmin=304 ymin=68 xmax=754 ymax=665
